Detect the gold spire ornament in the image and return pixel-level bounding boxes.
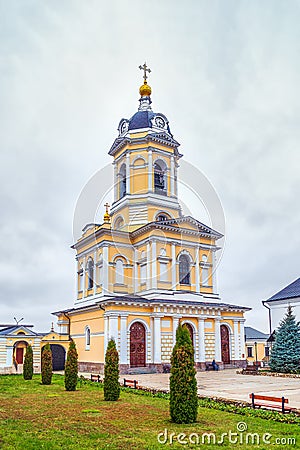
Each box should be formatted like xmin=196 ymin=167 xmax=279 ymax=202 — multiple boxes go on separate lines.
xmin=103 ymin=202 xmax=111 ymax=223
xmin=139 ymin=62 xmax=152 ymax=97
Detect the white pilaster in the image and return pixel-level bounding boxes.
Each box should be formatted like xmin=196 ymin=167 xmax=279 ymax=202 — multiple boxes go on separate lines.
xmin=126 ymin=152 xmax=130 ymax=194
xmin=104 ymin=316 xmax=108 ymax=354
xmin=170 ymin=155 xmax=175 ymax=195
xmin=93 ymin=250 xmax=97 ymax=295
xmin=103 ymin=246 xmax=109 ymax=293
xmin=134 ymin=248 xmax=138 ymax=293
xmin=195 ymin=248 xmax=200 ymax=293
xmin=214 ymin=318 xmax=221 ymax=361
xmin=109 ymin=314 xmax=119 ymax=344
xmin=198 ymin=318 xmax=205 ymax=362
xmin=120 ymin=315 xmax=128 ymax=364
xmin=148 ymin=150 xmax=153 ymax=191
xmin=171 ymin=242 xmax=176 ymax=289
xmin=234 ymin=320 xmax=240 ymax=360
xmin=172 ymin=315 xmax=180 ymax=345
xmin=113 ymin=162 xmax=118 ymax=202
xmin=152 ymin=240 xmax=157 ymax=289
xmin=6 ymin=346 xmax=13 ymax=366
xmin=146 ymin=242 xmax=151 ymax=290
xmin=239 ymin=320 xmax=245 ymax=359
xmin=82 ymin=256 xmax=86 ymax=300
xmin=212 ymin=251 xmax=218 ymax=294
xmin=153 ymin=316 xmax=161 ymax=363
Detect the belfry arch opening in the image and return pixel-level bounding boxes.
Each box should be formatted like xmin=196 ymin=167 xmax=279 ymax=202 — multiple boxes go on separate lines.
xmin=119 ymin=164 xmax=126 ymax=199
xmin=154 ymin=161 xmax=167 ymax=195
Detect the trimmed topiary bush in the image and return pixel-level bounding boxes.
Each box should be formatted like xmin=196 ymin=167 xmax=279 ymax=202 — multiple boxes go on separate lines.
xmin=23 ymin=344 xmax=33 ymax=380
xmin=104 ymin=339 xmax=120 ymax=401
xmin=270 ymin=305 xmax=300 ymax=373
xmin=64 ymin=340 xmax=78 ymax=391
xmin=41 ymin=343 xmax=53 ymax=385
xmin=170 ymin=324 xmax=198 ymax=423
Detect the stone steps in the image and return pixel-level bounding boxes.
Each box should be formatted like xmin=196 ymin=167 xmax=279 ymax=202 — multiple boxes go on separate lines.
xmin=126 ymin=367 xmax=157 ymax=375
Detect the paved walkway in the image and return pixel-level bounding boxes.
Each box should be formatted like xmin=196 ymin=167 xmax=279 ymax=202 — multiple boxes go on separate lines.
xmin=120 ymin=370 xmax=300 ymax=410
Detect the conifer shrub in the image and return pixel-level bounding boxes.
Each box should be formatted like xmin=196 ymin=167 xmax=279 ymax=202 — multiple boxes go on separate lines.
xmin=23 ymin=344 xmax=33 ymax=380
xmin=64 ymin=340 xmax=78 ymax=391
xmin=41 ymin=343 xmax=53 ymax=385
xmin=170 ymin=324 xmax=198 ymax=423
xmin=104 ymin=339 xmax=120 ymax=401
xmin=270 ymin=305 xmax=300 ymax=373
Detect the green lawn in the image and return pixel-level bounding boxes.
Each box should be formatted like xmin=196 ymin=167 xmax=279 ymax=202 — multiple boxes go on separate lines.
xmin=0 ymin=374 xmax=298 ymax=449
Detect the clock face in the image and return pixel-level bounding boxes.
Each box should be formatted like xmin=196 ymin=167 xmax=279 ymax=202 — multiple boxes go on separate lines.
xmin=120 ymin=120 xmax=128 ymax=133
xmin=155 ymin=116 xmax=165 ymax=128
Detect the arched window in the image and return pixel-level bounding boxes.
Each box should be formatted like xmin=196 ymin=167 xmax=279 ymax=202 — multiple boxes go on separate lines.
xmin=87 ymin=258 xmax=94 ymax=290
xmin=119 ymin=164 xmax=126 ymax=199
xmin=156 ymin=212 xmax=170 ymax=222
xmin=85 ymin=327 xmax=91 ymax=349
xmin=154 ymin=162 xmax=166 ymax=194
xmin=179 ymin=254 xmax=190 ymax=285
xmin=114 ymin=216 xmax=124 ymax=230
xmin=115 ymin=258 xmax=124 ymax=284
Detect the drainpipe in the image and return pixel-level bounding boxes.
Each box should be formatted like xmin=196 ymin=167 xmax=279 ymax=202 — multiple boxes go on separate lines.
xmin=64 ymin=312 xmax=71 ymax=341
xmin=262 ymin=301 xmax=272 ymax=336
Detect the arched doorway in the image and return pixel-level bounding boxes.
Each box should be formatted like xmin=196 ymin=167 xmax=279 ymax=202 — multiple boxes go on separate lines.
xmin=221 ymin=325 xmax=230 ymax=363
xmin=183 ymin=323 xmax=194 ymax=347
xmin=14 ymin=341 xmax=28 ymax=365
xmin=41 ymin=344 xmax=66 ymax=371
xmin=50 ymin=345 xmax=66 ymax=371
xmin=130 ymin=322 xmax=146 ymax=367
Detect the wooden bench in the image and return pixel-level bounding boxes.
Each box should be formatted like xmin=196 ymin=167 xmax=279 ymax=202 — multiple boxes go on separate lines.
xmin=90 ymin=374 xmax=101 ymax=383
xmin=242 ymin=365 xmax=259 ymax=374
xmin=249 ymin=393 xmax=293 ymax=414
xmin=124 ymin=378 xmax=138 ymax=389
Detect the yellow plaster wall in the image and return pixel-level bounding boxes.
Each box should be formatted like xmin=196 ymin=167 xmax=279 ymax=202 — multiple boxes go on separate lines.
xmin=246 ymin=341 xmax=268 ymax=363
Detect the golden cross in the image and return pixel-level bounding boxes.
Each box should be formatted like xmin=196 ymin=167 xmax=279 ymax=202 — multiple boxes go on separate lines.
xmin=104 ymin=202 xmax=110 ymax=214
xmin=139 ymin=62 xmax=151 ymax=82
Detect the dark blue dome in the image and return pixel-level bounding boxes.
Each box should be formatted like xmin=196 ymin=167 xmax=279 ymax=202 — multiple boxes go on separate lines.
xmin=128 ymin=111 xmax=155 ymax=131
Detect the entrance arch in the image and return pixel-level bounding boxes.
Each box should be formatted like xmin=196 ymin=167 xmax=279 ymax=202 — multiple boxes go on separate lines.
xmin=41 ymin=344 xmax=66 ymax=371
xmin=183 ymin=323 xmax=194 ymax=347
xmin=130 ymin=322 xmax=146 ymax=367
xmin=220 ymin=325 xmax=230 ymax=363
xmin=14 ymin=341 xmax=28 ymax=365
xmin=50 ymin=344 xmax=66 ymax=371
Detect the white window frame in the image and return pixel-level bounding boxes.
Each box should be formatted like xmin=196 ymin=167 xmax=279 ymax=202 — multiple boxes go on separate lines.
xmin=115 ymin=258 xmax=124 ymax=284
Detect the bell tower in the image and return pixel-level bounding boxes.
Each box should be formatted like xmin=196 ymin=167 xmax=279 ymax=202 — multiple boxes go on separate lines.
xmin=109 ymin=64 xmax=182 ymax=231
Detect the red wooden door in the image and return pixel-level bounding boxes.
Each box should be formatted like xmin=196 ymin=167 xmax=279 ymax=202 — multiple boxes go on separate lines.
xmin=16 ymin=348 xmax=24 ymax=364
xmin=130 ymin=322 xmax=146 ymax=367
xmin=221 ymin=325 xmax=230 ymax=363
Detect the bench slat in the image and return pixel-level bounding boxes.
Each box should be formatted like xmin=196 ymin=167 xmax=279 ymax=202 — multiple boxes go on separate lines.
xmin=249 ymin=394 xmax=288 ymax=403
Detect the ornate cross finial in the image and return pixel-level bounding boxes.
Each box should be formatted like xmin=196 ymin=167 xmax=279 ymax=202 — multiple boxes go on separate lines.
xmin=103 ymin=202 xmax=111 ymax=224
xmin=139 ymin=62 xmax=151 ymax=82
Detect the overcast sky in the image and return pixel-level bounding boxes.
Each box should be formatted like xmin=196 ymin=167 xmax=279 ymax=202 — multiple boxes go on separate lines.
xmin=1 ymin=0 xmax=299 ymax=333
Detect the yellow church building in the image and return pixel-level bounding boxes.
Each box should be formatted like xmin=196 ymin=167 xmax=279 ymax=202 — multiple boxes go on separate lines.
xmin=53 ymin=65 xmax=250 ymax=373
